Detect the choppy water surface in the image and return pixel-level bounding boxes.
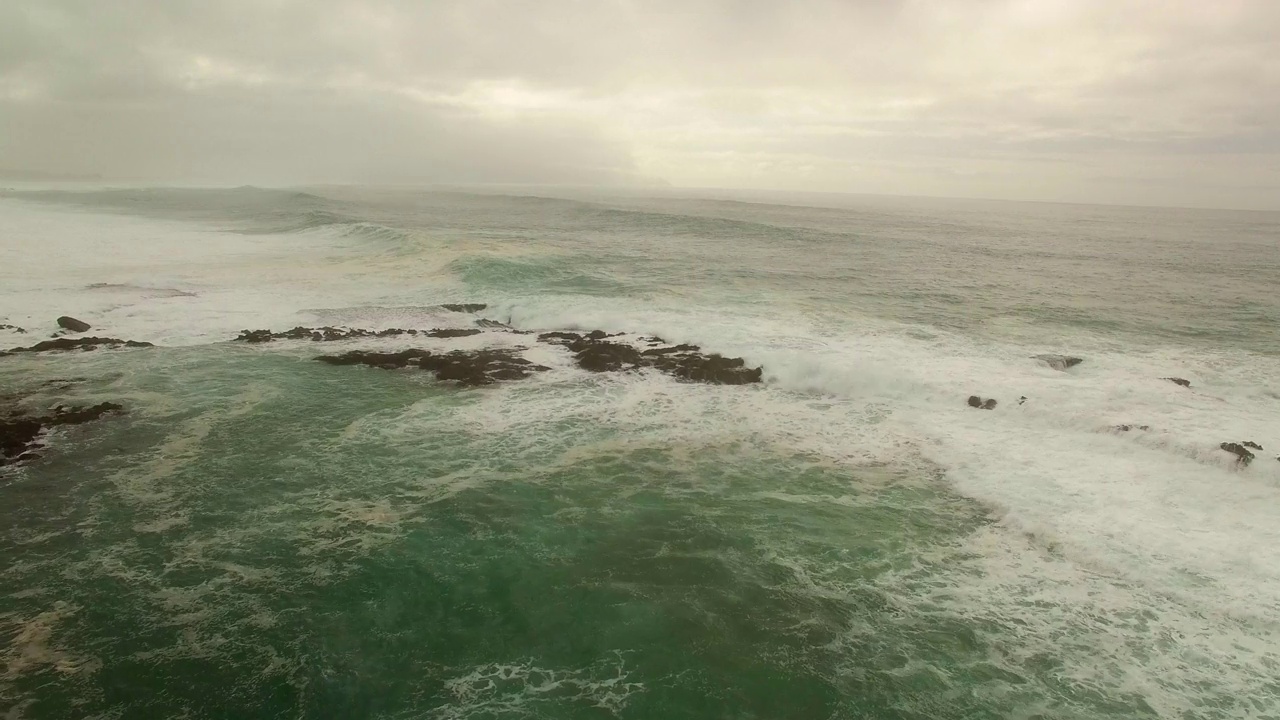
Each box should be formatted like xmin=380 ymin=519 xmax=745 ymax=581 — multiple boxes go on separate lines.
xmin=1 ymin=187 xmax=1278 ymax=718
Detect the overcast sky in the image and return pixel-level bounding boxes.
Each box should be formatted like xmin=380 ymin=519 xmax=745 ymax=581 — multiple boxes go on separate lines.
xmin=2 ymin=0 xmax=1277 ymax=209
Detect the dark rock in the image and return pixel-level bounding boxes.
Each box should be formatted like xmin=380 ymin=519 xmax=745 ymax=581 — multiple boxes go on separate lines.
xmin=235 ymin=327 xmax=428 ymax=343
xmin=0 ymin=324 xmax=25 ymax=334
xmin=538 ymin=332 xmax=583 ymax=343
xmin=427 ymin=329 xmax=482 ymax=338
xmin=45 ymin=402 xmax=125 ymax=426
xmin=1164 ymin=377 xmax=1191 ymax=388
xmin=1033 ymin=355 xmax=1084 ymax=371
xmin=1220 ymin=442 xmax=1255 ymax=467
xmin=7 ymin=337 xmax=154 ymax=354
xmin=1241 ymin=441 xmax=1263 ymax=451
xmin=1 ymin=402 xmax=124 ymax=467
xmin=641 ymin=344 xmax=700 ymax=356
xmin=56 ymin=316 xmax=92 ymax=333
xmin=1018 ymin=396 xmax=1027 ymax=405
xmin=967 ymin=396 xmax=997 ymax=410
xmin=237 ymin=329 xmax=276 ymax=343
xmin=0 ymin=416 xmax=43 ymax=466
xmin=317 ymin=348 xmax=549 ymax=387
xmin=476 ymin=319 xmax=513 ymax=330
xmin=1113 ymin=425 xmax=1151 ymax=432
xmin=441 ymin=304 xmax=487 ymax=313
xmin=538 ymin=331 xmax=762 ymax=385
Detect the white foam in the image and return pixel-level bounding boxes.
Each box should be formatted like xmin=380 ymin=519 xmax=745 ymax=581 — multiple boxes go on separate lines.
xmin=7 ymin=197 xmax=1280 ymax=711
xmin=0 ymin=199 xmax=472 ymax=346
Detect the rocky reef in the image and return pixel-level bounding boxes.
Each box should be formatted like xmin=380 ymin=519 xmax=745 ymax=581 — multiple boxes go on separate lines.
xmin=537 ymin=331 xmax=762 ymax=385
xmin=3 ymin=337 xmax=154 ymax=355
xmin=316 ymin=348 xmax=549 ymax=387
xmin=1 ymin=401 xmax=124 ymax=467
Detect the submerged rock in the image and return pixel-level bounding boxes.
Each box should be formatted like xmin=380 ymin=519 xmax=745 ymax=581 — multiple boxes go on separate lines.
xmin=317 ymin=348 xmax=549 ymax=387
xmin=56 ymin=316 xmax=92 ymax=333
xmin=538 ymin=332 xmax=762 ymax=385
xmin=1220 ymin=442 xmax=1256 ymax=467
xmin=1 ymin=402 xmax=124 ymax=467
xmin=6 ymin=337 xmax=154 ymax=354
xmin=1033 ymin=355 xmax=1084 ymax=371
xmin=1164 ymin=377 xmax=1191 ymax=388
xmin=441 ymin=304 xmax=487 ymax=313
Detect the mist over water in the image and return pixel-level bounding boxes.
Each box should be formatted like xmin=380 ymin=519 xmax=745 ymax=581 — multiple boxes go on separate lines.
xmin=2 ymin=187 xmax=1279 ymax=718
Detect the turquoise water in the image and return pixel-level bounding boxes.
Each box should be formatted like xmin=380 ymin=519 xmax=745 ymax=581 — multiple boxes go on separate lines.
xmin=1 ymin=188 xmax=1279 ymax=718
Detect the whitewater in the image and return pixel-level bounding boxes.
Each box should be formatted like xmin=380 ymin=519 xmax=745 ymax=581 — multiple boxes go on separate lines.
xmin=1 ymin=186 xmax=1278 ymax=719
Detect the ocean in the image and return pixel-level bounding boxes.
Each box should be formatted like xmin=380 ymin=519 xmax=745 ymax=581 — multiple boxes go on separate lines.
xmin=1 ymin=186 xmax=1278 ymax=719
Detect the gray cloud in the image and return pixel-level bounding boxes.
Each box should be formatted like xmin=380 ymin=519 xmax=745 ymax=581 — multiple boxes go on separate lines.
xmin=2 ymin=0 xmax=1278 ymax=207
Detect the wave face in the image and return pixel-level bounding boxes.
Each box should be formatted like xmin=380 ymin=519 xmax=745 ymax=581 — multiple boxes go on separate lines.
xmin=1 ymin=187 xmax=1279 ymax=719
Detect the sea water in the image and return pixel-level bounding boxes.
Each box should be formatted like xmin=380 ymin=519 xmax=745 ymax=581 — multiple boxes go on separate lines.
xmin=1 ymin=187 xmax=1278 ymax=718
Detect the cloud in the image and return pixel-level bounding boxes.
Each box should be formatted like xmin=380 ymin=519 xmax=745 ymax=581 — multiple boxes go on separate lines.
xmin=1 ymin=0 xmax=1277 ymax=207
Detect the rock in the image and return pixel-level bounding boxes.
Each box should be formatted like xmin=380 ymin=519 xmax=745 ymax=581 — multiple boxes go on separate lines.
xmin=1 ymin=402 xmax=124 ymax=467
xmin=1164 ymin=377 xmax=1191 ymax=388
xmin=7 ymin=337 xmax=154 ymax=354
xmin=1113 ymin=424 xmax=1151 ymax=432
xmin=0 ymin=324 xmax=26 ymax=334
xmin=1241 ymin=441 xmax=1263 ymax=451
xmin=538 ymin=331 xmax=763 ymax=385
xmin=236 ymin=326 xmax=504 ymax=343
xmin=317 ymin=348 xmax=549 ymax=387
xmin=56 ymin=316 xmax=92 ymax=333
xmin=441 ymin=304 xmax=487 ymax=313
xmin=1033 ymin=355 xmax=1083 ymax=371
xmin=1220 ymin=442 xmax=1255 ymax=467
xmin=476 ymin=319 xmax=513 ymax=330
xmin=1018 ymin=396 xmax=1027 ymax=405
xmin=982 ymin=398 xmax=997 ymax=410
xmin=0 ymin=416 xmax=44 ymax=466
xmin=967 ymin=396 xmax=982 ymax=408
xmin=967 ymin=396 xmax=997 ymax=410
xmin=235 ymin=327 xmax=425 ymax=343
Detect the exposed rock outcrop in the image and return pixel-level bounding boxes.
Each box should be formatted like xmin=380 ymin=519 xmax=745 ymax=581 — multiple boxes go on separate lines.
xmin=537 ymin=332 xmax=762 ymax=385
xmin=1033 ymin=355 xmax=1083 ymax=371
xmin=1 ymin=402 xmax=124 ymax=467
xmin=1220 ymin=442 xmax=1256 ymax=467
xmin=316 ymin=348 xmax=549 ymax=387
xmin=1112 ymin=424 xmax=1151 ymax=432
xmin=57 ymin=316 xmax=92 ymax=333
xmin=5 ymin=337 xmax=154 ymax=354
xmin=426 ymin=329 xmax=482 ymax=338
xmin=236 ymin=327 xmax=423 ymax=343
xmin=967 ymin=396 xmax=997 ymax=410
xmin=441 ymin=304 xmax=487 ymax=313
xmin=0 ymin=324 xmax=25 ymax=334
xmin=236 ymin=326 xmax=490 ymax=343
xmin=1164 ymin=377 xmax=1191 ymax=388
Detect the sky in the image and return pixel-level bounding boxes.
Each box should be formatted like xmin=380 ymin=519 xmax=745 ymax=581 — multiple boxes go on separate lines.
xmin=1 ymin=0 xmax=1278 ymax=209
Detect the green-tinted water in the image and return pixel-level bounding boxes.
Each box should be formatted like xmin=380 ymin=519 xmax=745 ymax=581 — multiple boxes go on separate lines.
xmin=3 ymin=188 xmax=1279 ymax=718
